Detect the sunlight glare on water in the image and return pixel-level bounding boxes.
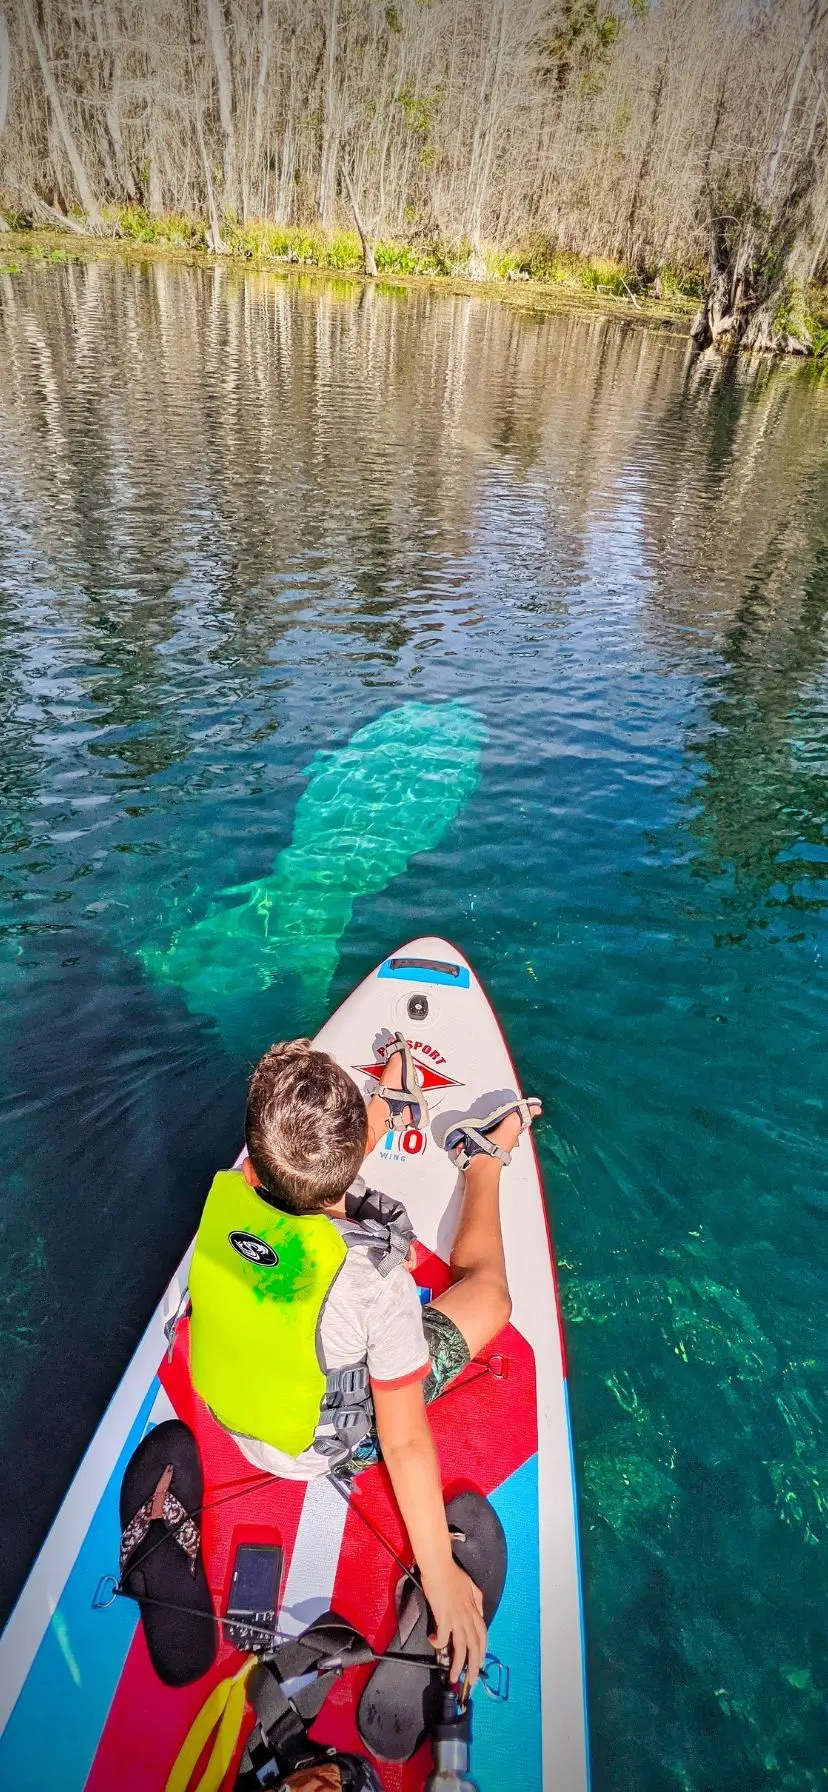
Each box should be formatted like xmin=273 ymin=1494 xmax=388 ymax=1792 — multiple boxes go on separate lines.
xmin=1 ymin=261 xmax=827 ymax=1789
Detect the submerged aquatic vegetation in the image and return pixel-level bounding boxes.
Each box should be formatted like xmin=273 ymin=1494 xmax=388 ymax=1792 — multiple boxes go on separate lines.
xmin=583 ymin=1412 xmax=678 ymax=1535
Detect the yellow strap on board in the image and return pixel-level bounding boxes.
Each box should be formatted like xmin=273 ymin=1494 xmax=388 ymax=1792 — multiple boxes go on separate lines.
xmin=165 ymin=1655 xmax=257 ymax=1792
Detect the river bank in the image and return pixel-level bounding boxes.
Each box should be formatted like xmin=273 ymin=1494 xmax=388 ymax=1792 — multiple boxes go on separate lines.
xmin=0 ymin=222 xmax=696 ymax=339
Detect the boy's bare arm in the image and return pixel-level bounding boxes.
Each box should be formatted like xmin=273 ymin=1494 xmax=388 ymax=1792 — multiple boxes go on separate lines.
xmin=372 ymin=1378 xmax=487 ymax=1685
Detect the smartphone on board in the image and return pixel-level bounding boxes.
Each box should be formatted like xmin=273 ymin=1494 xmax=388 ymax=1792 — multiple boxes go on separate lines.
xmin=224 ymin=1541 xmax=284 ymax=1653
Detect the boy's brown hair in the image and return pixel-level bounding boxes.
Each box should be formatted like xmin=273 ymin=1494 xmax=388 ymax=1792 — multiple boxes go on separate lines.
xmin=245 ymin=1039 xmax=368 ymax=1214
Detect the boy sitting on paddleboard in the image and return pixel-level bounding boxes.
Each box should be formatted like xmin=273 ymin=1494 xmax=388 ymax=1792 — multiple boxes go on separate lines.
xmin=189 ymin=1035 xmax=539 ymax=1687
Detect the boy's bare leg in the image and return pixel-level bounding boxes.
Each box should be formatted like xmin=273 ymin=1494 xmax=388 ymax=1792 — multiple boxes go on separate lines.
xmin=364 ymin=1045 xmax=411 ymax=1153
xmin=429 ymin=1106 xmax=540 ymax=1358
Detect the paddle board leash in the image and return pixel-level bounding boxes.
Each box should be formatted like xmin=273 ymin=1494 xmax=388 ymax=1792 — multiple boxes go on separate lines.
xmin=93 ymin=1462 xmax=508 ymax=1696
xmin=93 ymin=1580 xmax=507 ymax=1697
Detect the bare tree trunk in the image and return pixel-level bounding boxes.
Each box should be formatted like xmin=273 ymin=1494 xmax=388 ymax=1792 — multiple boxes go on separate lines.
xmin=625 ymin=64 xmax=665 ymax=265
xmin=147 ymin=146 xmax=163 ymax=215
xmin=375 ymin=29 xmax=406 ymax=237
xmin=19 ymin=0 xmax=103 ymax=226
xmin=760 ymin=5 xmax=825 ymax=211
xmin=342 ymin=162 xmax=377 ymax=275
xmin=205 ymin=0 xmax=237 ymax=213
xmin=808 ymin=194 xmax=828 ymax=279
xmin=0 ymin=7 xmax=9 ymax=225
xmin=464 ymin=0 xmax=508 ymax=277
xmin=191 ymin=52 xmax=227 ymax=253
xmin=29 ymin=195 xmax=94 ymax=232
xmin=0 ymin=8 xmax=10 ymax=140
xmin=251 ymin=0 xmax=269 ymax=198
xmin=105 ymin=42 xmax=138 ymax=206
xmin=274 ymin=25 xmax=298 ymax=225
xmin=318 ymin=0 xmax=340 ymax=227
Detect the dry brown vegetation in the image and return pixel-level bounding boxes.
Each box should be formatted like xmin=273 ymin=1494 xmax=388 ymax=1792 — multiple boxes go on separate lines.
xmin=1 ymin=1 xmax=828 ymax=350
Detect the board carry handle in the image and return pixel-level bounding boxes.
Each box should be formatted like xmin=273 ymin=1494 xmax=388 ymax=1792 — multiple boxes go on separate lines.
xmin=388 ymin=955 xmax=462 ymax=976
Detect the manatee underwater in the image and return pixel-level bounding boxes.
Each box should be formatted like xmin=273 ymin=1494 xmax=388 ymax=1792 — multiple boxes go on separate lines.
xmin=140 ymin=701 xmax=487 ymax=1043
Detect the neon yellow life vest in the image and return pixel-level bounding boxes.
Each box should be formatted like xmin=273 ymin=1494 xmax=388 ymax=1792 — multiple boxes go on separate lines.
xmin=189 ymin=1170 xmax=347 ymax=1456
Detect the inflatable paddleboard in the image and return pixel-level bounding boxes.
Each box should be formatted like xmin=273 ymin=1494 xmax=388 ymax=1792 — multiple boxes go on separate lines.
xmin=0 ymin=938 xmax=590 ymax=1791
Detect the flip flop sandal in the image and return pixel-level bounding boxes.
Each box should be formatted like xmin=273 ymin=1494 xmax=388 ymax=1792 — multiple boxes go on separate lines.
xmin=119 ymin=1417 xmax=217 ymax=1687
xmin=375 ymin=1031 xmax=429 ymax=1133
xmin=444 ymin=1098 xmax=541 ymax=1172
xmin=356 ymin=1491 xmax=507 ymax=1765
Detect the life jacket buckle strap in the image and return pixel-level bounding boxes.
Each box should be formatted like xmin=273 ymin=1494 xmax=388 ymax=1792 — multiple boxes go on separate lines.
xmin=326 ymin=1364 xmax=370 ymax=1404
xmin=314 ymin=1362 xmax=374 ymax=1460
xmin=164 ymin=1289 xmax=192 ymax=1362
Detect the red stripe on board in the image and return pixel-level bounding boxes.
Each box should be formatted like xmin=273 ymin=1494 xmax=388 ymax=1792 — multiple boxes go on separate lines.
xmin=86 ymin=1245 xmax=537 ymax=1792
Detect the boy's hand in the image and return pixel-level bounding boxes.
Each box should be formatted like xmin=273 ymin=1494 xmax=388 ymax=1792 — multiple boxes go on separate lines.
xmin=422 ymin=1558 xmax=487 ymax=1685
xmin=372 ymin=1381 xmax=486 ymax=1685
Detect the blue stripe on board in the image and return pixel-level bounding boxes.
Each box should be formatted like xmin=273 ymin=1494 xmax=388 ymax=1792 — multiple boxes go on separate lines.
xmin=563 ymin=1377 xmax=593 ymax=1790
xmin=473 ymin=1453 xmax=542 ymax=1792
xmin=377 ymin=959 xmax=471 ymax=987
xmin=0 ymin=1380 xmax=160 ymax=1792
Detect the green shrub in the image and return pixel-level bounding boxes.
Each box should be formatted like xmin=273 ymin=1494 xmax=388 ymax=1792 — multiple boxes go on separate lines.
xmin=113 ymin=206 xmax=205 ymax=248
xmin=516 ymin=239 xmax=641 ymax=296
xmin=658 ymin=262 xmax=703 ymax=301
xmin=796 ymin=283 xmax=828 ymax=358
xmin=375 ymin=240 xmax=440 ymax=275
xmin=116 ymin=205 xmax=159 ymax=242
xmin=762 ymin=280 xmax=828 ymax=356
xmin=485 ymin=248 xmax=522 ymax=279
xmin=224 ymin=222 xmax=363 ymax=269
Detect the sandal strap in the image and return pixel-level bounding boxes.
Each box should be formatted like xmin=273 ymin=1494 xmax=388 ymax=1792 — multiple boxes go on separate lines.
xmin=376 ymin=1032 xmax=428 ymax=1132
xmin=453 ymin=1129 xmax=511 ymax=1169
xmin=381 ymin=1032 xmax=419 ymax=1092
xmin=446 ymin=1099 xmax=540 ymax=1169
xmin=377 ymin=1087 xmax=426 ymax=1132
xmin=119 ymin=1464 xmax=200 ymax=1579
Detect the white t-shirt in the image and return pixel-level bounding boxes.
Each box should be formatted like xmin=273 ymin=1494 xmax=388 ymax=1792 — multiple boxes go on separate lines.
xmin=233 ymin=1238 xmax=430 ymax=1480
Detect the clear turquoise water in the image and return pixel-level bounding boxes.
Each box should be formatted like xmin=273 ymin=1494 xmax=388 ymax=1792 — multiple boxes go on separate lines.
xmin=1 ymin=264 xmax=827 ymax=1788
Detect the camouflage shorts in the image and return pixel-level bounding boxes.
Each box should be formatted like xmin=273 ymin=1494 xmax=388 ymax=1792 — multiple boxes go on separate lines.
xmin=345 ymin=1306 xmax=470 ymax=1474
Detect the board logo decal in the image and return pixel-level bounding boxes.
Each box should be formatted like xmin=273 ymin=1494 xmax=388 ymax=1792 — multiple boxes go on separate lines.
xmin=379 ymin=1126 xmax=427 ymax=1161
xmin=228 ymin=1231 xmax=279 ymax=1266
xmin=354 ymin=1041 xmax=461 ymax=1094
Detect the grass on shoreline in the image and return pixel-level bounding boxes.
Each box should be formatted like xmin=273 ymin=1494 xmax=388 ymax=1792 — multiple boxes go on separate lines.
xmin=3 ymin=207 xmax=827 ymax=353
xmin=108 ymin=206 xmax=704 ymax=303
xmin=0 ymin=207 xmax=699 ymax=330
